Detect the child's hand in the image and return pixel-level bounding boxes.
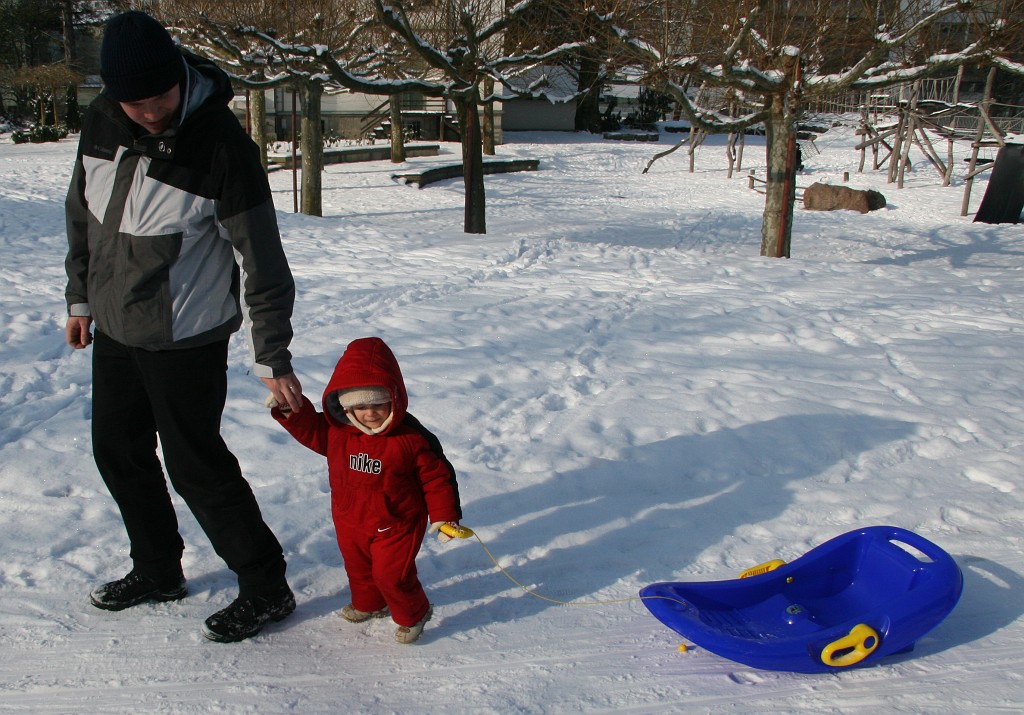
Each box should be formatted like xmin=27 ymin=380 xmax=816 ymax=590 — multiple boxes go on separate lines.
xmin=430 ymin=522 xmax=474 ymax=543
xmin=264 ymin=392 xmax=292 ymax=417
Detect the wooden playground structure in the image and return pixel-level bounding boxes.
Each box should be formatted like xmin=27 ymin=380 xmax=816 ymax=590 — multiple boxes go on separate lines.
xmin=652 ymin=71 xmax=1022 ymax=221
xmin=840 ymin=68 xmax=1022 ymax=217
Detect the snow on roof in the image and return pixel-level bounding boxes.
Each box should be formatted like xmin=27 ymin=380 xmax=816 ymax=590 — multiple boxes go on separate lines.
xmin=499 ymin=64 xmax=577 ymax=97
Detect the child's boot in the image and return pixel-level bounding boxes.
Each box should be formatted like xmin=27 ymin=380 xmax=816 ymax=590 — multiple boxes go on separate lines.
xmin=394 ymin=605 xmax=433 ymax=644
xmin=340 ymin=603 xmax=390 ymax=623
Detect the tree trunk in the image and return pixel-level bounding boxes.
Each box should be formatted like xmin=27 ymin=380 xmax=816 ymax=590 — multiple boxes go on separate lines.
xmin=61 ymin=0 xmax=80 ymax=130
xmin=575 ymin=52 xmax=602 ymax=132
xmin=248 ymin=87 xmax=269 ymax=173
xmin=482 ymin=77 xmax=495 ymax=156
xmin=457 ymin=97 xmax=486 ymax=234
xmin=760 ymin=93 xmax=797 ymax=258
xmin=64 ymin=85 xmax=80 ymax=130
xmin=482 ymin=101 xmax=495 ymax=156
xmin=390 ymin=98 xmax=406 ymax=163
xmin=300 ymin=83 xmax=323 ymax=217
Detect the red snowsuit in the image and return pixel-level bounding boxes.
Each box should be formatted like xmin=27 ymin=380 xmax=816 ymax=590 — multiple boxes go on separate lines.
xmin=272 ymin=337 xmax=461 ymax=626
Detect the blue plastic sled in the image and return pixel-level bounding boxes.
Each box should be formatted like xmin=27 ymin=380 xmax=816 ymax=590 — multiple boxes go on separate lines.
xmin=640 ymin=526 xmax=963 ymax=673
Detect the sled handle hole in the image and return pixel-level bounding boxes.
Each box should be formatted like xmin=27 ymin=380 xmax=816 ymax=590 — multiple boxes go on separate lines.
xmin=890 ymin=539 xmax=934 ymax=563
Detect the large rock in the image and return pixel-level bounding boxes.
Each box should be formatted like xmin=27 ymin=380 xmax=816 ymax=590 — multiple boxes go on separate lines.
xmin=803 ymin=182 xmax=886 ymax=213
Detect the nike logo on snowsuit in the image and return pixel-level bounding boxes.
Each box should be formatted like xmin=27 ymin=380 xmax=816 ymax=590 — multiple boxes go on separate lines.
xmin=350 ymin=452 xmax=382 ymax=474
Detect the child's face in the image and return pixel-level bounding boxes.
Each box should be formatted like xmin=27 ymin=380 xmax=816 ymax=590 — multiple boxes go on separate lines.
xmin=349 ymin=402 xmax=392 ymax=430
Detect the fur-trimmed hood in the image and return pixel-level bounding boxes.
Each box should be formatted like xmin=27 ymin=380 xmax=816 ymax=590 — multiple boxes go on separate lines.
xmin=322 ymin=337 xmax=409 ymax=434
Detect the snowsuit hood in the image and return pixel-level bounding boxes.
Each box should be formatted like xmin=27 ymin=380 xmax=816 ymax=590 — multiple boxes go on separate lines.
xmin=323 ymin=337 xmax=408 ymax=434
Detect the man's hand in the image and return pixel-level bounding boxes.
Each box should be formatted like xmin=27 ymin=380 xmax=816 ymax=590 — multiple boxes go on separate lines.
xmin=261 ymin=373 xmax=303 ymax=414
xmin=66 ymin=316 xmax=93 ymax=349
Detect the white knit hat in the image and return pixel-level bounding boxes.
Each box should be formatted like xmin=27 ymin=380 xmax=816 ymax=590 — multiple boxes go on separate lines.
xmin=338 ymin=386 xmax=391 ymax=410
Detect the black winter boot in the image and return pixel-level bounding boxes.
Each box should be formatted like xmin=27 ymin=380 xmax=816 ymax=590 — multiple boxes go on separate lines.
xmin=201 ymin=587 xmax=296 ymax=643
xmin=90 ymin=570 xmax=187 ymax=611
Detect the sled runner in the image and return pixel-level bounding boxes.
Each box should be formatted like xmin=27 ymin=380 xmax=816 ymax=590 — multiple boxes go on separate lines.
xmin=640 ymin=526 xmax=963 ymax=673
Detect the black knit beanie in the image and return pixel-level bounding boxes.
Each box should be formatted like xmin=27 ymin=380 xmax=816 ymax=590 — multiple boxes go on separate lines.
xmin=100 ymin=11 xmax=184 ymax=102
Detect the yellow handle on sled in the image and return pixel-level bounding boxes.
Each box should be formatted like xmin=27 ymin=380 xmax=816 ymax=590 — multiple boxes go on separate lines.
xmin=820 ymin=623 xmax=880 ymax=667
xmin=738 ymin=559 xmax=786 ymax=579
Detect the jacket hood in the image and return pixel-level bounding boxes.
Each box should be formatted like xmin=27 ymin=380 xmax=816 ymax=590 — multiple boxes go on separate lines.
xmin=323 ymin=337 xmax=409 ymax=434
xmin=179 ymin=49 xmax=233 ymax=122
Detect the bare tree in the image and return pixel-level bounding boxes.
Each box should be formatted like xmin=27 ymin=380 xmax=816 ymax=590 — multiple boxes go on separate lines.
xmin=162 ymin=1 xmax=283 ymax=167
xmin=372 ymin=0 xmax=590 ymax=233
xmin=243 ymin=0 xmax=587 ymax=233
xmin=609 ymin=0 xmax=1022 ymax=257
xmin=163 ymin=0 xmax=372 ymax=216
xmin=14 ymin=62 xmax=81 ymax=126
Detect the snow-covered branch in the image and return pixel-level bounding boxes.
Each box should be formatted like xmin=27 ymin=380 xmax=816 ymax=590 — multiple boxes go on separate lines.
xmin=989 ymin=54 xmax=1024 ymax=77
xmin=373 ymin=1 xmax=463 ymax=80
xmin=606 ymin=0 xmax=1016 ymax=124
xmin=806 ymin=2 xmax=977 ymax=94
xmin=664 ymin=78 xmax=769 ymax=135
xmin=227 ymin=24 xmax=444 ymax=96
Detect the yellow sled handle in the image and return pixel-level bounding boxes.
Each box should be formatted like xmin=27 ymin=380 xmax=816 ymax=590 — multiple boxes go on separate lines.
xmin=738 ymin=559 xmax=786 ymax=579
xmin=820 ymin=624 xmax=880 ymax=667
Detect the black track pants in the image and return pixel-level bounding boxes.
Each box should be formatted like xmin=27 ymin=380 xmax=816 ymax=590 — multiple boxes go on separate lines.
xmin=91 ymin=332 xmax=287 ymax=596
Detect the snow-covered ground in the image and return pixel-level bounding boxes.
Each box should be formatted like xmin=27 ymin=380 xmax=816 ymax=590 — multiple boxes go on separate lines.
xmin=1 ymin=123 xmax=1022 ymax=713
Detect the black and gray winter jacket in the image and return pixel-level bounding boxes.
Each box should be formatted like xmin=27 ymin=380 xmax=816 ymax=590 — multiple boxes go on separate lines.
xmin=65 ymin=52 xmax=295 ymax=378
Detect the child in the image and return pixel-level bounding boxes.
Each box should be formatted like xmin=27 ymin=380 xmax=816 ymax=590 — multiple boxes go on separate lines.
xmin=269 ymin=337 xmax=462 ymax=644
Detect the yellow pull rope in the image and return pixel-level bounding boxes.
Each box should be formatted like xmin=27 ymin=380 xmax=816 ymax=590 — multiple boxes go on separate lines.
xmin=469 ymin=532 xmax=685 ymax=609
xmin=460 ymin=529 xmax=696 ymax=653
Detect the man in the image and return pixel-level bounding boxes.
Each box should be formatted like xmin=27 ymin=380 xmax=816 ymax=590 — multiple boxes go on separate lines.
xmin=64 ymin=10 xmax=304 ymax=643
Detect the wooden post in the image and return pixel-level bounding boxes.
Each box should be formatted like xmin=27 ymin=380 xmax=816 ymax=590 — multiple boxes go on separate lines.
xmin=858 ymin=104 xmax=868 ymax=173
xmin=726 ymin=133 xmax=737 ymax=178
xmin=688 ymin=123 xmax=697 ymax=173
xmin=726 ymin=97 xmax=737 ymax=178
xmin=888 ymin=104 xmax=904 ymax=183
xmin=897 ymin=82 xmax=919 ymax=189
xmin=961 ymin=67 xmax=997 ymax=217
xmin=946 ymin=138 xmax=954 ymax=186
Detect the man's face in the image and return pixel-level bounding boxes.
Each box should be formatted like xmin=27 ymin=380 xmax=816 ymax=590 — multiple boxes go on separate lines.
xmin=119 ymin=83 xmax=181 ymax=134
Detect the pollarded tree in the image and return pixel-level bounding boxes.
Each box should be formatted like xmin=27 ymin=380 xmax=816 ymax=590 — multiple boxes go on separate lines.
xmin=163 ymin=0 xmax=374 ymax=216
xmin=161 ymin=0 xmax=284 ymax=172
xmin=608 ymin=0 xmax=1022 ymax=257
xmin=244 ymin=0 xmax=590 ymax=234
xmin=372 ymin=0 xmax=597 ymax=233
